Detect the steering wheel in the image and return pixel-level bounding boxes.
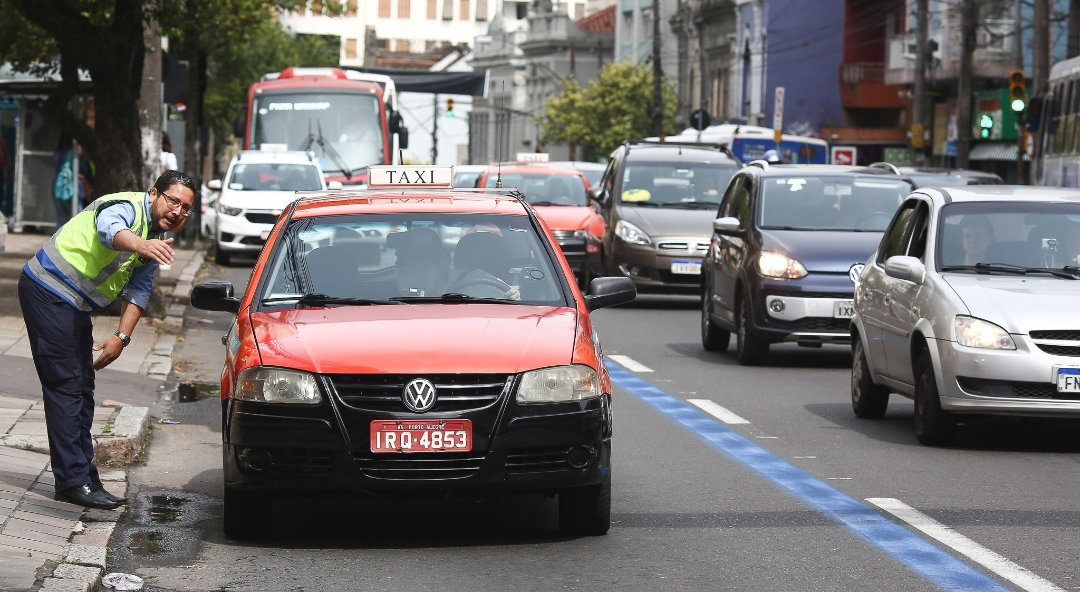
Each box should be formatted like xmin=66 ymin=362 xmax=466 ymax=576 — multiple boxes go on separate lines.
xmin=450 ymin=276 xmax=512 ymax=294
xmin=855 ymin=212 xmax=893 ymax=228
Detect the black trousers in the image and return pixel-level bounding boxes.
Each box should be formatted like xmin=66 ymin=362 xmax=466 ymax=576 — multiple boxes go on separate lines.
xmin=18 ymin=271 xmax=100 ymax=492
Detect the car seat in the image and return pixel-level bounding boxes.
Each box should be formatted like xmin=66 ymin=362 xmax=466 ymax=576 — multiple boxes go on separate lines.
xmin=304 ymin=245 xmax=363 ymax=297
xmin=454 ymin=231 xmax=510 ymax=278
xmin=548 ymin=177 xmax=574 ymax=204
xmin=239 ymin=167 xmax=262 ymax=191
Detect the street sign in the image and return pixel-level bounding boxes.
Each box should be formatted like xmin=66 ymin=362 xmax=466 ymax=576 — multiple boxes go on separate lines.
xmin=831 ymin=146 xmax=857 ymax=166
xmin=772 ymin=87 xmax=785 ymax=131
xmin=690 ymin=109 xmax=711 ymax=131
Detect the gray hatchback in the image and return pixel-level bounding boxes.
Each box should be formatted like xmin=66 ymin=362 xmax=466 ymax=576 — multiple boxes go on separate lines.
xmin=850 ymin=186 xmax=1080 ymax=445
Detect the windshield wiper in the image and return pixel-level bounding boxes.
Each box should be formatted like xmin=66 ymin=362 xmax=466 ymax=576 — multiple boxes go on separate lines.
xmin=390 ymin=292 xmax=521 ymax=304
xmin=298 ymin=119 xmax=353 ymax=180
xmin=262 ymin=293 xmax=401 ymax=306
xmin=941 ymin=263 xmax=1080 ymax=280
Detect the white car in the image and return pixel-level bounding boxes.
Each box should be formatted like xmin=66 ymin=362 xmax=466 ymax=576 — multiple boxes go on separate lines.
xmin=200 ymin=183 xmax=218 ymax=239
xmin=210 ymin=151 xmax=341 ymax=265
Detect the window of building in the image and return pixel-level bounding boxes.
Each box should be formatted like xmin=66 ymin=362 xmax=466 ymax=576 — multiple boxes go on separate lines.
xmin=396 ymin=39 xmax=411 ymax=52
xmin=442 ymin=0 xmax=453 ymax=20
xmin=379 ymin=0 xmax=391 ymax=17
xmin=428 ymin=0 xmax=437 ymax=18
xmin=575 ymin=2 xmax=583 ymax=18
xmin=345 ymin=39 xmax=357 ymax=60
xmin=460 ymin=0 xmax=469 ymax=20
xmin=516 ymin=1 xmax=527 ymax=19
xmin=399 ymin=0 xmax=410 ymax=18
xmin=347 ymin=0 xmax=357 ymax=17
xmin=476 ymin=0 xmax=487 ymax=20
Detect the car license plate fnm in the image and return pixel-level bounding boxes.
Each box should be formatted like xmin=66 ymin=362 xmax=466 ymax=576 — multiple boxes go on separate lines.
xmin=671 ymin=259 xmax=701 ymax=275
xmin=1056 ymin=368 xmax=1080 ymax=393
xmin=833 ymin=300 xmax=855 ymax=319
xmin=370 ymin=419 xmax=472 ymax=453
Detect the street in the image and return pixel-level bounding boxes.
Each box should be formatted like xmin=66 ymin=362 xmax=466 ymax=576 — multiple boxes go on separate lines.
xmin=101 ymin=256 xmax=1080 ymax=592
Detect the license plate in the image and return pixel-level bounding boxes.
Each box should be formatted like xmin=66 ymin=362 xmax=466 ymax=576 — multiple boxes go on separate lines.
xmin=671 ymin=259 xmax=701 ymax=275
xmin=370 ymin=419 xmax=472 ymax=453
xmin=260 ymin=230 xmax=271 ymax=240
xmin=1057 ymin=368 xmax=1080 ymax=393
xmin=833 ymin=300 xmax=855 ymax=318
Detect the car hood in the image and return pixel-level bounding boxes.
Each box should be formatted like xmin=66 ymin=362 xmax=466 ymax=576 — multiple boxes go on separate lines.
xmin=219 ymin=189 xmax=305 ymax=211
xmin=532 ymin=206 xmax=595 ymax=232
xmin=759 ymin=229 xmax=883 ymax=273
xmin=250 ymin=305 xmax=578 ymax=374
xmin=942 ymin=274 xmax=1080 ymax=334
xmin=619 ymin=205 xmax=718 ymax=238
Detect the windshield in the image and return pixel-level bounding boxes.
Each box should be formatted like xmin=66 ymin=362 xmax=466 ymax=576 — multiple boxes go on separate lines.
xmin=578 ymin=168 xmax=603 ymax=188
xmin=260 ymin=213 xmax=568 ymax=306
xmin=483 ymin=173 xmax=588 ymax=206
xmin=619 ymin=162 xmax=738 ymax=208
xmin=759 ymin=176 xmax=913 ymax=231
xmin=226 ymin=163 xmax=323 ymax=191
xmin=937 ymin=202 xmax=1080 ymax=270
xmin=908 ymin=173 xmax=1001 ymax=187
xmin=252 ymin=93 xmax=385 ymax=175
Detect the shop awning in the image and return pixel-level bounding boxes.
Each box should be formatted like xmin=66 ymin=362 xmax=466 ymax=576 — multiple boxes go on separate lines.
xmin=969 ymin=141 xmax=1029 ymax=161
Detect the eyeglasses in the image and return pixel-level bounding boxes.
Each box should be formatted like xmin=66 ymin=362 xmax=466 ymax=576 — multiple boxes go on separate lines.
xmin=160 ymin=192 xmax=193 ymax=217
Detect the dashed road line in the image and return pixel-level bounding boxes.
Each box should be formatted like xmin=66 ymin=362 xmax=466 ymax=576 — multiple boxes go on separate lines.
xmin=868 ymin=498 xmax=1065 ymax=592
xmin=687 ymin=399 xmax=750 ymax=424
xmin=605 ymin=355 xmax=653 ymax=373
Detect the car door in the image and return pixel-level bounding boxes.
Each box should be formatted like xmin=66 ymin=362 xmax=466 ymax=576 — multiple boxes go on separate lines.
xmin=881 ymin=200 xmax=931 ymax=384
xmin=861 ymin=200 xmax=918 ymax=378
xmin=598 ymin=149 xmax=623 ymax=266
xmin=711 ymin=174 xmax=753 ymax=328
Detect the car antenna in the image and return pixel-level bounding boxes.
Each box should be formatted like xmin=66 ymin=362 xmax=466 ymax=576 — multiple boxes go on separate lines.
xmin=399 ymin=148 xmax=403 ymax=164
xmin=495 ymin=81 xmax=504 ymax=189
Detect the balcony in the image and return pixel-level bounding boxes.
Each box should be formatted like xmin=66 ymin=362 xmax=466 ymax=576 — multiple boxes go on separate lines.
xmin=839 ymin=63 xmax=906 ymax=109
xmin=884 ymin=31 xmax=1013 ymax=86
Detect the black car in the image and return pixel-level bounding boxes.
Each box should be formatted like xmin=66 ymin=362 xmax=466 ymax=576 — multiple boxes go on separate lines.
xmin=701 ymin=163 xmax=914 ymax=364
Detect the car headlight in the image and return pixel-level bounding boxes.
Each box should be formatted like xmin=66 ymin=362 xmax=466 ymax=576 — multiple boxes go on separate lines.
xmin=757 ymin=251 xmax=808 ymax=279
xmin=615 ymin=220 xmax=651 ymax=246
xmin=235 ymin=367 xmax=321 ymax=403
xmin=953 ymin=316 xmax=1016 ymax=350
xmin=517 ymin=365 xmax=601 ymax=404
xmin=219 ymin=203 xmax=242 ymax=216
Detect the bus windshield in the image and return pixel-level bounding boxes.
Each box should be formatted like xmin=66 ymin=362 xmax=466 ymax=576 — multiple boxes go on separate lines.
xmin=251 ymin=93 xmax=385 ymax=176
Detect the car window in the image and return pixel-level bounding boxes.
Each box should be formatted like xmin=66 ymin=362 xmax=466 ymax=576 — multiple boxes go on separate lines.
xmin=483 ymin=173 xmax=588 ymax=206
xmin=758 ymin=176 xmax=912 ymax=231
xmin=619 ymin=162 xmax=739 ymax=209
xmin=454 ymin=172 xmax=482 ymax=188
xmin=937 ymin=201 xmax=1080 ymax=270
xmin=877 ymin=202 xmax=917 ymax=264
xmin=721 ymin=175 xmax=752 ymax=226
xmin=259 ymin=213 xmax=567 ymax=306
xmin=908 ymin=202 xmax=931 ymax=260
xmin=228 ymin=163 xmax=323 ymax=191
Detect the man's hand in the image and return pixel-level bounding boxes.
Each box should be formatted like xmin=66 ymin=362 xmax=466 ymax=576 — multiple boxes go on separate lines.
xmin=136 ymin=237 xmax=175 ymax=265
xmin=92 ymin=335 xmax=124 ymax=370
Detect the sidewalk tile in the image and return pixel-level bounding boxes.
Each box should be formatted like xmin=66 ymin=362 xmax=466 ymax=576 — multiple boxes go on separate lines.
xmin=16 ymin=501 xmax=82 ymax=521
xmin=0 ymin=553 xmax=45 ymax=591
xmin=0 ymin=446 xmax=49 ymax=462
xmin=22 ymin=491 xmax=83 ymax=512
xmin=3 ymin=517 xmax=72 ymax=538
xmin=11 ymin=510 xmax=75 ymax=530
xmin=0 ymin=533 xmax=68 ymax=555
xmin=0 ymin=525 xmax=69 ymax=546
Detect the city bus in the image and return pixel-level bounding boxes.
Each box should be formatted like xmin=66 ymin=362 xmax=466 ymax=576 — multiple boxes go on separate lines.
xmin=652 ymin=123 xmax=829 ymax=164
xmin=1035 ymin=54 xmax=1080 ymax=187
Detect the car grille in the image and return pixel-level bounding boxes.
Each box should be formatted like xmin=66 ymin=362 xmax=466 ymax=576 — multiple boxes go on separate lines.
xmin=658 ymin=241 xmax=709 ymax=254
xmin=355 ymin=453 xmax=486 ymax=480
xmin=505 ymin=446 xmax=573 ymax=474
xmin=1030 ymin=330 xmax=1080 ymax=341
xmin=330 ymin=374 xmax=511 ymax=412
xmin=769 ymin=317 xmax=850 ymax=332
xmin=269 ymin=448 xmax=335 ymax=475
xmin=239 ymin=236 xmax=265 ymax=246
xmin=1035 ymin=344 xmax=1080 ymax=357
xmin=246 ymin=212 xmax=279 ymax=224
xmin=956 ymin=377 xmax=1080 ymax=401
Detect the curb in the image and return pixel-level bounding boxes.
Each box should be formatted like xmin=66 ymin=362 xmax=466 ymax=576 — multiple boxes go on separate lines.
xmin=170 ymin=249 xmax=207 ymax=306
xmin=93 ymin=406 xmax=150 ymax=465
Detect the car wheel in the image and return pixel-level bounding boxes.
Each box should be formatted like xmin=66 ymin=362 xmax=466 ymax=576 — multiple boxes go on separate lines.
xmin=701 ymin=284 xmax=731 ymax=352
xmin=851 ymin=338 xmax=889 ymax=418
xmin=214 ymin=246 xmax=231 ymax=266
xmin=735 ymin=292 xmax=769 ymax=365
xmin=223 ymin=486 xmax=273 ymax=539
xmin=914 ymin=347 xmax=955 ymax=446
xmin=558 ymin=475 xmax=611 ymax=536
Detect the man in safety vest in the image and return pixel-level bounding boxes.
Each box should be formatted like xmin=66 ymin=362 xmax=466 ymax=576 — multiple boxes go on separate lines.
xmin=18 ymin=170 xmax=196 ymax=509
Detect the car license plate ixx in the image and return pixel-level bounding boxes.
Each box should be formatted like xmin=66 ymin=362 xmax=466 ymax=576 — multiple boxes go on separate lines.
xmin=833 ymin=300 xmax=855 ymax=319
xmin=1056 ymin=367 xmax=1080 ymax=393
xmin=671 ymin=259 xmax=701 ymax=275
xmin=370 ymin=419 xmax=472 ymax=453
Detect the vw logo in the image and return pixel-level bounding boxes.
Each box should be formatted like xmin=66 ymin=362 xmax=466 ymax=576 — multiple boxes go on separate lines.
xmin=849 ymin=263 xmax=865 ymax=283
xmin=402 ymin=378 xmax=437 ymax=413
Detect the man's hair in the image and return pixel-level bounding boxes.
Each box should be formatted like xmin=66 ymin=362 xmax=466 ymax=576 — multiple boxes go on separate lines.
xmin=960 ymin=214 xmax=994 ymax=238
xmin=153 ymin=170 xmax=197 ymax=196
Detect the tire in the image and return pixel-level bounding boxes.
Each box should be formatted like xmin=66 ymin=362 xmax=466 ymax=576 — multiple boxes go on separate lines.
xmin=214 ymin=246 xmax=231 ymax=266
xmin=851 ymin=338 xmax=889 ymax=418
xmin=558 ymin=475 xmax=611 ymax=536
xmin=701 ymin=284 xmax=731 ymax=352
xmin=223 ymin=486 xmax=273 ymax=539
xmin=914 ymin=348 xmax=955 ymax=446
xmin=735 ymin=293 xmax=769 ymax=365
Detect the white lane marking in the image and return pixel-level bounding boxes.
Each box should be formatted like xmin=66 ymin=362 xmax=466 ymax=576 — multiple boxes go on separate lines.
xmin=867 ymin=498 xmax=1065 ymax=592
xmin=827 ymin=477 xmax=852 ymax=480
xmin=687 ymin=399 xmax=750 ymax=424
xmin=755 ymin=436 xmax=778 ymax=439
xmin=607 ymin=355 xmax=654 ymax=373
xmin=794 ymin=456 xmax=817 ymax=459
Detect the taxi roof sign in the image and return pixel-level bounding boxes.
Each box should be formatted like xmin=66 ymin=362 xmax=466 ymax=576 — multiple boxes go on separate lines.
xmin=516 ymin=152 xmax=549 ymax=163
xmin=367 ymin=165 xmax=455 ymax=188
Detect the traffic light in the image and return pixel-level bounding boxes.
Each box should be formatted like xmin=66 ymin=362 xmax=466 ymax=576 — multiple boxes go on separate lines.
xmin=979 ymin=114 xmax=994 ymax=138
xmin=1009 ymin=69 xmax=1027 ymax=112
xmin=446 ymin=97 xmax=454 ymax=117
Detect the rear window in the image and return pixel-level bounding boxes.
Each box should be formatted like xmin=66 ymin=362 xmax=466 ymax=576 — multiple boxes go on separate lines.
xmin=758 ymin=176 xmax=913 ymax=231
xmin=484 ymin=173 xmax=588 ymax=206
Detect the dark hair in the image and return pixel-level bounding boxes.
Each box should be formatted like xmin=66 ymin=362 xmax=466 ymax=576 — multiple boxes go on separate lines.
xmin=153 ymin=169 xmax=197 ymax=196
xmin=162 ymin=132 xmax=172 ymax=152
xmin=961 ymin=214 xmax=994 ymax=238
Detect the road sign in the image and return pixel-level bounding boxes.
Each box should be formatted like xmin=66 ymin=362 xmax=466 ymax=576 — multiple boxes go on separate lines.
xmin=690 ymin=109 xmax=711 ymax=131
xmin=831 ymin=146 xmax=857 ymax=166
xmin=773 ymin=87 xmax=785 ymax=132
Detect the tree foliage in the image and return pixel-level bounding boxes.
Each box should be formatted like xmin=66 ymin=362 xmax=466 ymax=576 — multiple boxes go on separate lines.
xmin=538 ymin=61 xmax=678 ymax=162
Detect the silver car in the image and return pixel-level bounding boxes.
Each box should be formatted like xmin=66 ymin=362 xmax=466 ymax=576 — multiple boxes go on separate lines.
xmin=850 ymin=186 xmax=1080 ymax=445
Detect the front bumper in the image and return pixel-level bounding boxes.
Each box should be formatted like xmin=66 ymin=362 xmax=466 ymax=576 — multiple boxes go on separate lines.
xmin=216 ymin=210 xmax=278 ymax=253
xmin=935 ymin=336 xmax=1080 ymax=417
xmin=223 ymin=375 xmax=613 ymax=495
xmin=611 ymin=237 xmax=708 ymax=293
xmin=748 ymin=273 xmax=855 ymax=344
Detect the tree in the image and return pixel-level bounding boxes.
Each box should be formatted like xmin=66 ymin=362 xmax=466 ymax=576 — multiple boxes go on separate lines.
xmin=538 ymin=61 xmax=678 ymax=162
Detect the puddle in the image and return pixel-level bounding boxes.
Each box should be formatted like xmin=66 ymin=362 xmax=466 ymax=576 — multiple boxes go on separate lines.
xmin=177 ymin=381 xmax=220 ymax=402
xmin=148 ymin=494 xmax=189 ymax=523
xmin=128 ymin=529 xmax=169 ymax=556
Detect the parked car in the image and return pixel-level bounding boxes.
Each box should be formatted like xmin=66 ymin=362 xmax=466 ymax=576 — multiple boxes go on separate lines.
xmin=453 ymin=164 xmax=487 ymax=189
xmin=897 ymin=167 xmax=1003 ymax=188
xmin=592 ymin=141 xmax=741 ymax=294
xmin=200 ymin=183 xmax=218 ymax=239
xmin=850 ymin=185 xmax=1080 ymax=445
xmin=701 ymin=163 xmax=913 ymax=364
xmin=210 ymin=150 xmax=341 ymax=265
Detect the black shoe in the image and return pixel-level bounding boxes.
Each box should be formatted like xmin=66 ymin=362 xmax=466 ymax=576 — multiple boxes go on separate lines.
xmin=90 ymin=482 xmax=127 ymax=505
xmin=55 ymin=484 xmax=122 ymax=510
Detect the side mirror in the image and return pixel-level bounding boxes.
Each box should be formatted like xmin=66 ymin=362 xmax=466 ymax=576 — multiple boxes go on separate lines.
xmin=398 ymin=125 xmax=409 ymax=150
xmin=327 ymin=181 xmax=343 ymax=190
xmin=389 ymin=110 xmax=404 ymax=134
xmin=883 ymin=256 xmax=925 ymax=284
xmin=588 ymin=186 xmax=609 ymax=206
xmin=190 ymin=282 xmax=241 ymax=313
xmin=207 ymin=179 xmax=222 ymax=190
xmin=712 ymin=216 xmax=742 ymax=234
xmin=585 ymin=277 xmax=636 ymax=311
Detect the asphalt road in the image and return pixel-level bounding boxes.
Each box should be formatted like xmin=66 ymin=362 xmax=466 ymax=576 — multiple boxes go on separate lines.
xmin=104 ymin=255 xmax=1080 ymax=592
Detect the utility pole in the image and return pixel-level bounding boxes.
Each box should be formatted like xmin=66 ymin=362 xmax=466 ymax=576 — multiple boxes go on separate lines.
xmin=1069 ymin=0 xmax=1080 ymax=59
xmin=1016 ymin=0 xmax=1025 ymax=183
xmin=956 ymin=0 xmax=977 ymax=169
xmin=1034 ymin=0 xmax=1051 ymax=94
xmin=432 ymin=94 xmax=439 ymax=165
xmin=652 ymin=0 xmax=663 ymax=137
xmin=912 ymin=0 xmax=929 ymax=166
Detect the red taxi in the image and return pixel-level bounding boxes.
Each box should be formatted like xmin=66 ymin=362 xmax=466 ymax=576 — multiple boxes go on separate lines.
xmin=190 ymin=165 xmax=636 ymax=539
xmin=477 ymin=161 xmax=605 ymax=290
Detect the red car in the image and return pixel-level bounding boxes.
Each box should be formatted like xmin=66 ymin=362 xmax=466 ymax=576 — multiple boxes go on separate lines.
xmin=477 ymin=164 xmax=605 ymax=290
xmin=191 ymin=166 xmax=635 ymax=539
